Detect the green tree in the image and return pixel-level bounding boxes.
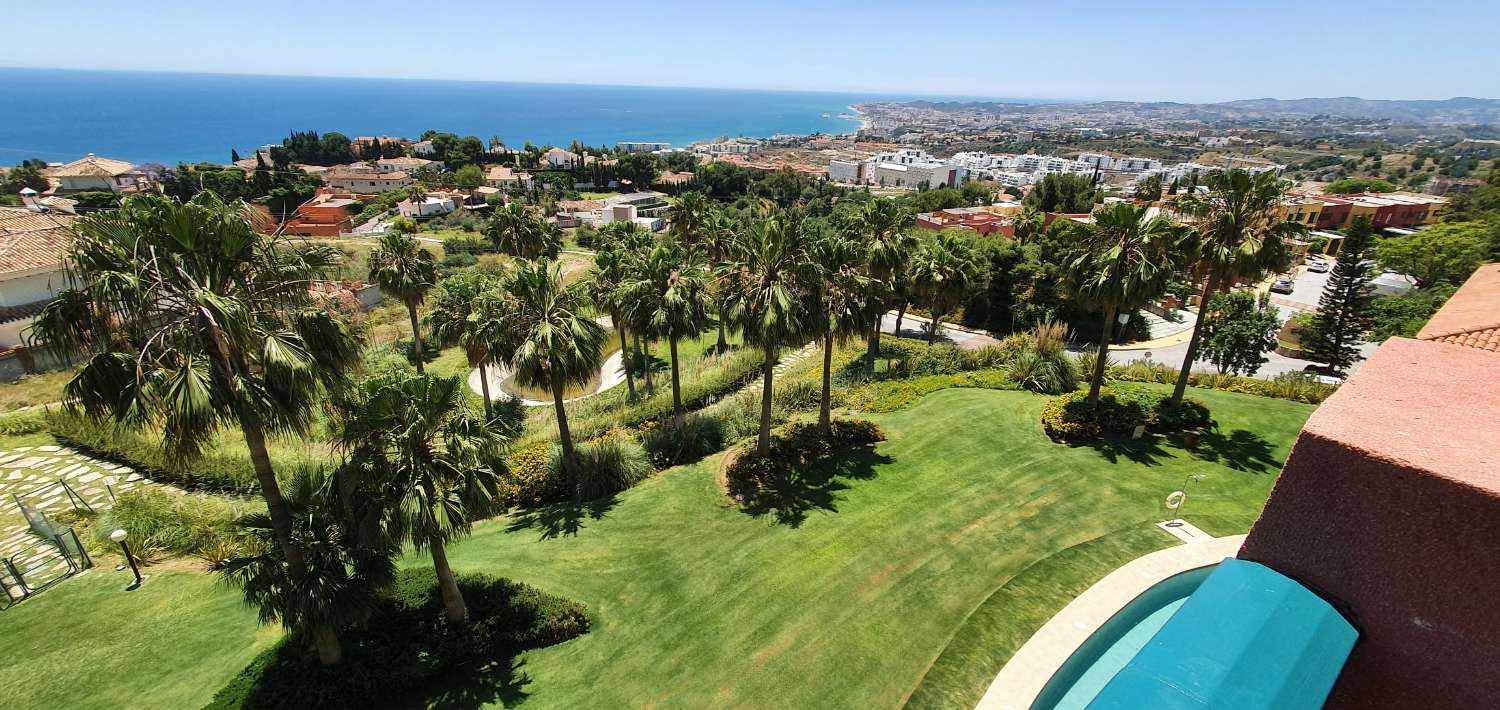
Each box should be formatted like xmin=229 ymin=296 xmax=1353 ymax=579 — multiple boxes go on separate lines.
xmin=910 ymin=232 xmax=989 ymax=345
xmin=486 ymin=203 xmax=561 ymax=261
xmin=581 ymin=244 xmax=639 ymax=401
xmin=31 ymin=193 xmax=362 ymax=664
xmin=1197 ymin=291 xmax=1280 ymax=375
xmin=723 ymin=214 xmax=814 ymax=456
xmin=1 ymin=164 xmax=49 ymax=194
xmin=1305 ymin=216 xmax=1378 ymax=374
xmin=699 ymin=210 xmax=740 ymax=352
xmin=616 ymin=153 xmax=662 ymax=188
xmin=451 ymin=164 xmax=486 ymax=188
xmin=425 ymin=270 xmax=504 ymax=415
xmin=1134 ymin=174 xmax=1163 ymax=202
xmin=1023 ymin=173 xmax=1100 ymax=213
xmin=1167 ymin=169 xmax=1298 ymax=404
xmin=1064 ymin=202 xmax=1184 ymax=402
xmin=493 ymin=261 xmax=606 ymax=495
xmin=810 ymin=232 xmax=878 ymax=432
xmin=839 ymin=198 xmax=914 ymax=371
xmin=624 ymin=240 xmax=711 ymax=428
xmin=368 ymin=232 xmax=439 ymax=374
xmin=667 ymin=191 xmax=711 ymax=247
xmin=335 ymin=372 xmax=507 ymax=623
xmin=1374 ymin=221 xmax=1490 ymax=286
xmin=1323 ymin=177 xmax=1396 ymax=194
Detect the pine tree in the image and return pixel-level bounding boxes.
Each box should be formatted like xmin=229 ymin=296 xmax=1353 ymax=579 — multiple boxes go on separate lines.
xmin=1305 ymin=215 xmax=1377 ymax=375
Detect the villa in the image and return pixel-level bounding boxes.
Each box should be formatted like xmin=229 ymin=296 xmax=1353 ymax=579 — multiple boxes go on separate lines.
xmin=0 ymin=207 xmax=73 ymax=357
xmin=321 ymin=167 xmax=413 ymax=194
xmin=41 ymin=154 xmax=150 ymax=195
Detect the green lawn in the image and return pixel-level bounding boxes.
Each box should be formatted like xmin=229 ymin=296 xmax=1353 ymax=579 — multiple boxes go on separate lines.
xmin=0 ymin=567 xmax=277 ymax=709
xmin=0 ymin=385 xmax=1312 ymax=709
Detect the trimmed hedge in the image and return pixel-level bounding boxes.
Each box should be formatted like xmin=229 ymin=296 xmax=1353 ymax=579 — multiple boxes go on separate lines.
xmin=1040 ymin=385 xmax=1211 ymax=443
xmin=207 ymin=569 xmax=589 ymax=710
xmin=725 ymin=419 xmax=885 ymax=501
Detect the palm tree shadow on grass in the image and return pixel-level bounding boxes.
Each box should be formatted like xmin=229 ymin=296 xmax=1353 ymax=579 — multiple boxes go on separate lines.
xmin=1190 ymin=428 xmax=1281 ymax=474
xmin=1087 ymin=435 xmax=1172 ymax=466
xmin=395 ymin=657 xmax=531 ymax=710
xmin=741 ymin=447 xmax=893 ymax=528
xmin=505 ymin=496 xmax=619 ymax=540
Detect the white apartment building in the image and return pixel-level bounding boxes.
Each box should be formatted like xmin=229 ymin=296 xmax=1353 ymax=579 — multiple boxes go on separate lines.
xmin=616 ymin=141 xmax=672 ymax=153
xmin=869 ymin=161 xmax=960 ymax=189
xmin=1116 ymin=157 xmax=1162 ymax=172
xmin=827 ymin=159 xmax=865 ymax=184
xmin=1077 ymin=153 xmax=1115 ymax=170
xmin=696 ymin=140 xmax=760 ymax=155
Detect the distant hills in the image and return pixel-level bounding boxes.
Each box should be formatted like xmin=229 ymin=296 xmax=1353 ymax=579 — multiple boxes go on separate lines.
xmin=888 ymin=97 xmax=1500 ymax=125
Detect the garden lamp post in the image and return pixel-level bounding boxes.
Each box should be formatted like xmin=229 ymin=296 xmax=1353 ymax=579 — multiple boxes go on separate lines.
xmin=110 ymin=529 xmax=143 ymax=590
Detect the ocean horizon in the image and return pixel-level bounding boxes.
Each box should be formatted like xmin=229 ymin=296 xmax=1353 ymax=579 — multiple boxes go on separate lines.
xmin=0 ymin=68 xmax=1045 ymax=166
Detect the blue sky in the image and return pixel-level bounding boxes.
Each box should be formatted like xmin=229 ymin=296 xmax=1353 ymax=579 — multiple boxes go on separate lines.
xmin=4 ymin=0 xmax=1498 ymax=101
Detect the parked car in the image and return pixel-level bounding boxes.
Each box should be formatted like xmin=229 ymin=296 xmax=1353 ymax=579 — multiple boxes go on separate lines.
xmin=1308 ymin=260 xmax=1330 ymax=273
xmin=1270 ymin=277 xmax=1295 ymax=294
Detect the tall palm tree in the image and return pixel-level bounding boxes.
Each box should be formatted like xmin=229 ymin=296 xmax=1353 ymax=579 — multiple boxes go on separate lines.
xmin=31 ymin=192 xmax=361 ymax=664
xmin=425 ymin=270 xmax=503 ymax=416
xmin=624 ymin=239 xmax=711 ymax=428
xmin=700 ymin=210 xmax=740 ymax=353
xmin=1167 ymin=169 xmax=1299 ymax=404
xmin=1064 ymin=202 xmax=1185 ymax=403
xmin=495 ymin=260 xmax=606 ymax=495
xmin=486 ymin=203 xmax=561 ymax=261
xmin=910 ymin=232 xmax=989 ymax=345
xmin=667 ymin=191 xmax=711 ymax=248
xmin=581 ymin=245 xmax=638 ymax=401
xmin=335 ymin=373 xmax=507 ymax=623
xmin=369 ymin=232 xmax=438 ymax=374
xmin=842 ymin=199 xmax=914 ymax=369
xmin=810 ymin=232 xmax=879 ymax=433
xmin=723 ymin=213 xmax=815 ymax=456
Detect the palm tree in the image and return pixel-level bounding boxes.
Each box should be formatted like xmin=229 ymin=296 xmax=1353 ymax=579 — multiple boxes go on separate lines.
xmin=31 ymin=192 xmax=362 ymax=664
xmin=369 ymin=232 xmax=438 ymax=374
xmin=581 ymin=245 xmax=638 ymax=401
xmin=486 ymin=203 xmax=561 ymax=261
xmin=425 ymin=270 xmax=502 ymax=416
xmin=1064 ymin=202 xmax=1185 ymax=403
xmin=910 ymin=232 xmax=989 ymax=345
xmin=810 ymin=232 xmax=878 ymax=433
xmin=624 ymin=239 xmax=711 ymax=428
xmin=723 ymin=213 xmax=814 ymax=456
xmin=1167 ymin=169 xmax=1299 ymax=404
xmin=335 ymin=373 xmax=506 ymax=623
xmin=667 ymin=191 xmax=711 ymax=248
xmin=841 ymin=199 xmax=914 ymax=370
xmin=700 ymin=210 xmax=740 ymax=353
xmin=495 ymin=260 xmax=606 ymax=495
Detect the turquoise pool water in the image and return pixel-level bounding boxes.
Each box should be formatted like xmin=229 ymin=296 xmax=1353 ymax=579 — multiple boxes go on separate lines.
xmin=1031 ymin=565 xmax=1215 ymax=710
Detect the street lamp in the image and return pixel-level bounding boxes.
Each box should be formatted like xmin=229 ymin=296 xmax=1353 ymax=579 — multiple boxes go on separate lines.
xmin=110 ymin=529 xmax=144 ymax=590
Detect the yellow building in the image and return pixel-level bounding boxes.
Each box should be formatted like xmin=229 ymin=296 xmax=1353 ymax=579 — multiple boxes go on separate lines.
xmin=1279 ymin=197 xmax=1324 ymax=228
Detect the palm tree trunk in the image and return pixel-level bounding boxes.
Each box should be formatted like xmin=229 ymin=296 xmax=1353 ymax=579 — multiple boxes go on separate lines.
xmin=429 ymin=537 xmax=467 ymax=623
xmin=1170 ymin=273 xmax=1219 ymax=404
xmin=894 ymin=302 xmax=908 ymax=336
xmin=407 ymin=300 xmax=425 ymax=374
xmin=716 ymin=305 xmax=728 ymax=353
xmin=757 ymin=344 xmax=775 ymax=457
xmin=476 ymin=360 xmax=493 ymax=418
xmin=927 ymin=313 xmax=941 ymax=346
xmin=866 ymin=315 xmax=882 ymax=373
xmin=312 ymin=623 xmax=343 ymax=666
xmin=820 ymin=331 xmax=834 ymax=434
xmin=669 ymin=336 xmax=684 ymax=429
xmin=552 ymin=379 xmax=579 ymax=498
xmin=642 ymin=337 xmax=655 ymax=396
xmin=618 ymin=319 xmax=635 ymax=401
xmin=1089 ymin=306 xmax=1116 ymax=403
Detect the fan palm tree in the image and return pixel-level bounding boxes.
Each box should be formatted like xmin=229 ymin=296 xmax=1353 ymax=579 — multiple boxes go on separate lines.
xmin=1167 ymin=169 xmax=1299 ymax=404
xmin=1065 ymin=202 xmax=1186 ymax=403
xmin=368 ymin=232 xmax=438 ymax=374
xmin=494 ymin=260 xmax=606 ymax=495
xmin=30 ymin=192 xmax=362 ymax=664
xmin=910 ymin=232 xmax=989 ymax=345
xmin=624 ymin=239 xmax=711 ymax=428
xmin=581 ymin=245 xmax=638 ymax=400
xmin=700 ymin=210 xmax=740 ymax=353
xmin=667 ymin=191 xmax=711 ymax=248
xmin=486 ymin=203 xmax=561 ymax=261
xmin=425 ymin=270 xmax=503 ymax=416
xmin=722 ymin=213 xmax=815 ymax=456
xmin=842 ymin=199 xmax=915 ymax=369
xmin=810 ymin=232 xmax=879 ymax=433
xmin=334 ymin=373 xmax=507 ymax=623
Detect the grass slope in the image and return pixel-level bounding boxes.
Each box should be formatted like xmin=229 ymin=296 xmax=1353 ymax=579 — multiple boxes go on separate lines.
xmin=417 ymin=386 xmax=1310 ymax=708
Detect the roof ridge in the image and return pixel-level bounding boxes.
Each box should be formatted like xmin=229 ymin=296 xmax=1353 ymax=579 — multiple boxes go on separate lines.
xmin=1419 ymin=322 xmax=1500 ymax=340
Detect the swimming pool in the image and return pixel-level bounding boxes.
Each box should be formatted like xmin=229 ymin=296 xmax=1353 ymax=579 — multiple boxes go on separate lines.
xmin=1030 ymin=564 xmax=1216 ymax=710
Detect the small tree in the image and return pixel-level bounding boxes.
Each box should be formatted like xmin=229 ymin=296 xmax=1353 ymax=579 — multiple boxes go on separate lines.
xmin=624 ymin=239 xmax=711 ymax=428
xmin=1305 ymin=216 xmax=1377 ymax=375
xmin=369 ymin=232 xmax=438 ymax=374
xmin=1373 ymin=221 xmax=1490 ymax=287
xmin=425 ymin=270 xmax=503 ymax=416
xmin=810 ymin=232 xmax=879 ymax=433
xmin=1198 ymin=291 xmax=1281 ymax=375
xmin=910 ymin=232 xmax=989 ymax=345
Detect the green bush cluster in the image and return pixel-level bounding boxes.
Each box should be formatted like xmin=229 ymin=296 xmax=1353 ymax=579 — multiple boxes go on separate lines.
xmin=207 ymin=569 xmax=589 ymax=710
xmin=639 ymin=413 xmax=728 ymax=468
xmin=880 ymin=329 xmax=1076 ymax=395
xmin=564 ymin=434 xmax=654 ymax=501
xmin=1106 ymin=360 xmax=1338 ymax=404
xmin=0 ymin=408 xmax=47 ymax=436
xmin=84 ymin=487 xmax=259 ymax=563
xmin=1040 ymin=385 xmax=1211 ymax=443
xmin=499 ymin=441 xmax=564 ymax=508
xmin=724 ymin=419 xmax=885 ymax=501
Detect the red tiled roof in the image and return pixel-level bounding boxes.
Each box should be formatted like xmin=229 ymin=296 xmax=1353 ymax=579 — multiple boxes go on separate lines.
xmin=0 ymin=208 xmax=74 ymax=276
xmin=1417 ymin=263 xmax=1500 ymax=353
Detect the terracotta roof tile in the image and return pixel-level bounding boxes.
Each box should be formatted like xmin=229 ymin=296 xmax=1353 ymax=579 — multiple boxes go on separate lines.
xmin=1417 ymin=263 xmax=1500 ymax=353
xmin=0 ymin=208 xmax=74 ymax=276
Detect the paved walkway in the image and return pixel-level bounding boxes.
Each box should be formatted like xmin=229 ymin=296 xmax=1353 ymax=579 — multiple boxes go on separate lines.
xmin=974 ymin=530 xmax=1245 ymax=710
xmin=881 ymin=312 xmax=1000 ymax=350
xmin=465 ymin=316 xmax=627 ymax=406
xmin=1 ymin=445 xmax=155 ymax=586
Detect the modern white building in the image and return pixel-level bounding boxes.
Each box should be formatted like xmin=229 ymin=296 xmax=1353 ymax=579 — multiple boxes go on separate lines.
xmin=869 ymin=161 xmax=960 ymax=189
xmin=410 ymin=140 xmax=437 ymax=157
xmin=695 ymin=140 xmax=761 ymax=155
xmin=827 ymin=159 xmax=866 ymax=184
xmin=397 ymin=193 xmax=459 ymax=218
xmin=616 ymin=141 xmax=672 ymax=153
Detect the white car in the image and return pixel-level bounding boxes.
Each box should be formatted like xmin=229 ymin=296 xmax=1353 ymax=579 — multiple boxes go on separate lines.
xmin=1307 ymin=260 xmax=1331 ymax=273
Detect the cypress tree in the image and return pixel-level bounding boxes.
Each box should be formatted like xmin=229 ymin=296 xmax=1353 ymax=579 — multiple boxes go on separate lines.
xmin=231 ymin=148 xmax=242 ymax=163
xmin=1305 ymin=215 xmax=1377 ymax=375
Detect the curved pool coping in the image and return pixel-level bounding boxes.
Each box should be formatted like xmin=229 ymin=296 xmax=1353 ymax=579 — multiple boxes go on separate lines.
xmin=974 ymin=533 xmax=1245 ymax=710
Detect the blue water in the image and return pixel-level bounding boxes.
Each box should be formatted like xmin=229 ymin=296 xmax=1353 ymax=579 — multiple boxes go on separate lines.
xmin=0 ymin=68 xmax=900 ymax=165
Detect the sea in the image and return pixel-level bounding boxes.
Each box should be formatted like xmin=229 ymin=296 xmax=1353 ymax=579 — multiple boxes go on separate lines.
xmin=0 ymin=68 xmax=914 ymax=166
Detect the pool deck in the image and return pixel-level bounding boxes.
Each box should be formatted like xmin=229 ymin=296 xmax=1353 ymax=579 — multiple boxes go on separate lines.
xmin=975 ymin=528 xmax=1245 ymax=710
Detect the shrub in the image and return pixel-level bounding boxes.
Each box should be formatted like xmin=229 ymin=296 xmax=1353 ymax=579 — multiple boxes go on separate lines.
xmin=1040 ymin=385 xmax=1212 ymax=443
xmin=565 ymin=434 xmax=654 ymax=500
xmin=499 ymin=441 xmax=563 ymax=508
xmin=0 ymin=408 xmax=47 ymax=436
xmin=439 ymin=252 xmax=478 ymax=270
xmin=87 ymin=487 xmax=258 ymax=562
xmin=47 ymin=410 xmax=266 ymax=494
xmin=207 ymin=569 xmax=589 ymax=710
xmin=640 ymin=412 xmax=728 ymax=468
xmin=847 ymin=370 xmax=1017 ymax=413
xmin=724 ymin=418 xmax=885 ymax=501
xmin=1005 ymin=349 xmax=1079 ymax=395
xmin=1110 ymin=365 xmax=1338 ymax=405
